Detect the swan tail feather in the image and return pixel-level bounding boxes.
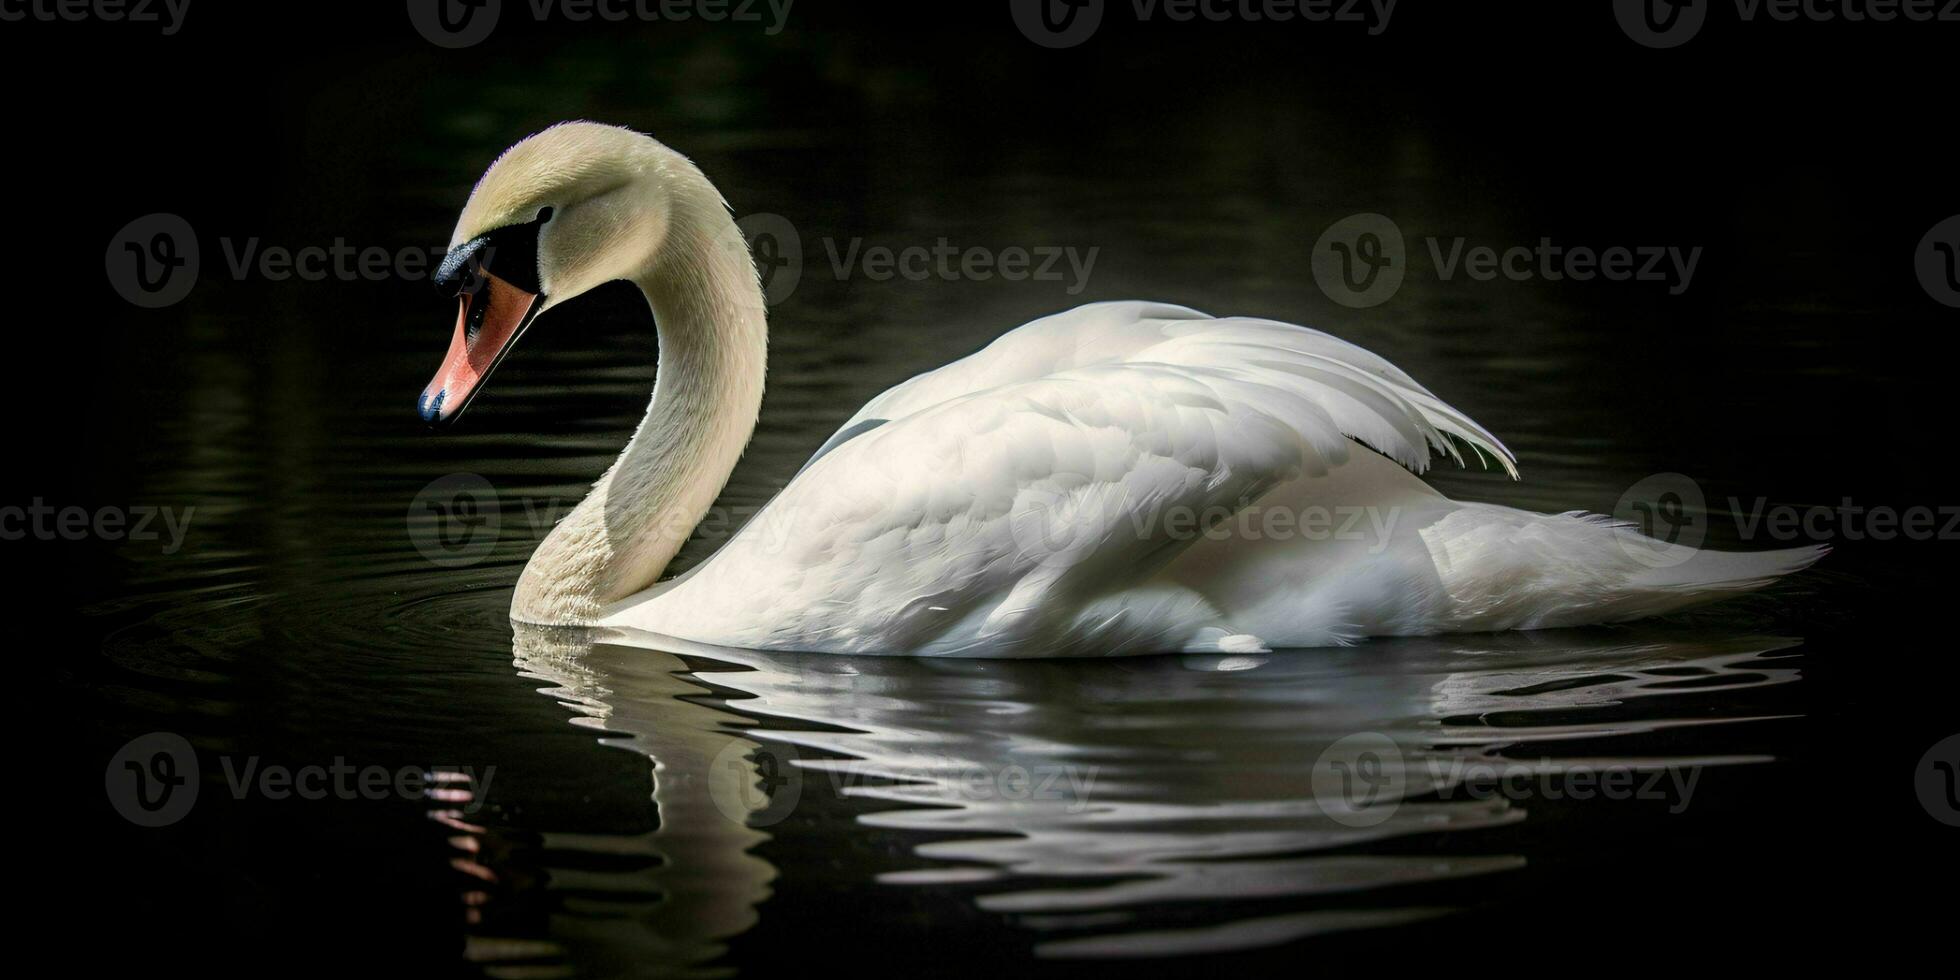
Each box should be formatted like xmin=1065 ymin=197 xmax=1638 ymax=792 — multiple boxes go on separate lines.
xmin=1430 ymin=506 xmax=1826 ymax=630
xmin=1621 ymin=543 xmax=1829 ymax=599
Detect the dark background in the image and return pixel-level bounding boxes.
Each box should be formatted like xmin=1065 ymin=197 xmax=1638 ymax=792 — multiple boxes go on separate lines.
xmin=5 ymin=1 xmax=1954 ymax=974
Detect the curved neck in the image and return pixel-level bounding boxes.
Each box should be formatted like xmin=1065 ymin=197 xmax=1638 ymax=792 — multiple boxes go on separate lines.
xmin=513 ymin=182 xmax=767 ymax=625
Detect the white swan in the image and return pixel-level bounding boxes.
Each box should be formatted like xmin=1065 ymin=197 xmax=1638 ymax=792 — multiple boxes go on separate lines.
xmin=421 ymin=122 xmax=1822 ymax=657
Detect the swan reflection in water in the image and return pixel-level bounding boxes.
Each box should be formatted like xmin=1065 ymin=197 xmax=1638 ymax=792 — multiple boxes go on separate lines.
xmin=485 ymin=625 xmax=1801 ymax=972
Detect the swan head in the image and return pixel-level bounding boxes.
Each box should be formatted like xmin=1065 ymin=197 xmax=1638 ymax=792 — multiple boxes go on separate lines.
xmin=420 ymin=122 xmax=681 ymax=425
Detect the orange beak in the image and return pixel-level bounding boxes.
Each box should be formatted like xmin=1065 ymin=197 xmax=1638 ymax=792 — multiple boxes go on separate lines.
xmin=419 ymin=270 xmax=544 ymax=426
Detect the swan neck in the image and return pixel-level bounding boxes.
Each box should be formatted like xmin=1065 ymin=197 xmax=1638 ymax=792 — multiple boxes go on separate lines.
xmin=513 ymin=181 xmax=765 ymax=625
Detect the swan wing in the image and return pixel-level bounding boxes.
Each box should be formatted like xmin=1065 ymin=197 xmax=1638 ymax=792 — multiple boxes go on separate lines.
xmin=807 ymin=301 xmax=1515 ymax=477
xmin=617 ymin=303 xmax=1515 ymax=653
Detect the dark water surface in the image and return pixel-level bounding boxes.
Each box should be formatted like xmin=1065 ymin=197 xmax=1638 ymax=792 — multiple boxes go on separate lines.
xmin=15 ymin=7 xmax=1954 ymax=976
